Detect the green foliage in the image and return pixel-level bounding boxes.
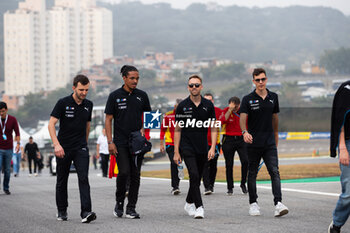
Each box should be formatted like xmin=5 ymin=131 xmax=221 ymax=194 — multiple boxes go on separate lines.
xmin=202 ymin=63 xmax=245 ymax=80
xmin=320 ymin=47 xmax=350 ymax=74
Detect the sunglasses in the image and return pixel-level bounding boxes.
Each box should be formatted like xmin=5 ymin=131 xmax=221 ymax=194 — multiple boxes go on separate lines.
xmin=188 ymin=83 xmax=201 ymax=88
xmin=254 ymin=77 xmax=267 ymax=83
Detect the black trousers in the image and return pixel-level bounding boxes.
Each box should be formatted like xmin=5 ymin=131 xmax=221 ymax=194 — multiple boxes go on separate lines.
xmin=182 ymin=150 xmax=207 ymax=208
xmin=100 ymin=153 xmax=110 ymax=177
xmin=247 ymin=145 xmax=282 ymax=205
xmin=202 ymin=144 xmax=220 ymax=189
xmin=115 ymin=146 xmax=143 ymax=210
xmin=166 ymin=145 xmax=180 ymax=189
xmin=56 ymin=148 xmax=91 ymax=217
xmin=222 ymin=135 xmax=248 ymax=190
xmin=28 ymin=155 xmax=38 ymax=174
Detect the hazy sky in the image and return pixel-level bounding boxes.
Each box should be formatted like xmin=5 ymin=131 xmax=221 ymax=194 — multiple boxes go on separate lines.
xmin=101 ymin=0 xmax=350 ymax=15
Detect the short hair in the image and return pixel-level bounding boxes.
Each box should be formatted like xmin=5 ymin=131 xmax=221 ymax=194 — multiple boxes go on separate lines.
xmin=29 ymin=136 xmax=33 ymax=139
xmin=188 ymin=75 xmax=202 ymax=83
xmin=73 ymin=75 xmax=90 ymax=87
xmin=204 ymin=93 xmax=213 ymax=98
xmin=0 ymin=101 xmax=7 ymax=110
xmin=228 ymin=96 xmax=240 ymax=105
xmin=120 ymin=65 xmax=138 ymax=77
xmin=252 ymin=68 xmax=266 ymax=79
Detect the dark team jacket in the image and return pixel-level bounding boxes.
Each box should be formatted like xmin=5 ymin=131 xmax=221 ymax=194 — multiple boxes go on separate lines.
xmin=330 ymin=80 xmax=350 ymax=157
xmin=104 ymin=86 xmax=151 ymax=147
xmin=50 ymin=94 xmax=93 ymax=150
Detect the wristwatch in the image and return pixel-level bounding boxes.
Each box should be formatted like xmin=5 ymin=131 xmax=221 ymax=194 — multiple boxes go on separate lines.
xmin=242 ymin=130 xmax=247 ymax=135
xmin=108 ymin=141 xmax=113 ymax=144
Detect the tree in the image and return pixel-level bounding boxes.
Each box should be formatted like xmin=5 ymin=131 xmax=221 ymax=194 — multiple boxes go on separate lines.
xmin=320 ymin=47 xmax=350 ymax=74
xmin=202 ymin=63 xmax=246 ymax=80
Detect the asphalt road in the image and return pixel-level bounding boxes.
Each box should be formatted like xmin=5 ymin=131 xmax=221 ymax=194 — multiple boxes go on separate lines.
xmin=0 ymin=168 xmax=349 ymax=233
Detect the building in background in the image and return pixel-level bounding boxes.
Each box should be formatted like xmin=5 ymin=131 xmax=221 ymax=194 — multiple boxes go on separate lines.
xmin=4 ymin=0 xmax=113 ymax=96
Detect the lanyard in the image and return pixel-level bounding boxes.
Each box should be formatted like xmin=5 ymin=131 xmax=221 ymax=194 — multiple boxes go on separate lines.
xmin=0 ymin=114 xmax=8 ymax=135
xmin=232 ymin=111 xmax=240 ymax=118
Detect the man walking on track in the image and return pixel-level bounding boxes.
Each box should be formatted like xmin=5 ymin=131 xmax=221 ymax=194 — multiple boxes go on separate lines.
xmin=48 ymin=75 xmax=96 ymax=223
xmin=240 ymin=68 xmax=288 ymax=217
xmin=173 ymin=75 xmax=218 ymax=219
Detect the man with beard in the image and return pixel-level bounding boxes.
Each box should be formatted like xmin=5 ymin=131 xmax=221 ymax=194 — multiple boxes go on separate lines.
xmin=48 ymin=75 xmax=96 ymax=223
xmin=173 ymin=75 xmax=218 ymax=219
xmin=105 ymin=65 xmax=151 ymax=219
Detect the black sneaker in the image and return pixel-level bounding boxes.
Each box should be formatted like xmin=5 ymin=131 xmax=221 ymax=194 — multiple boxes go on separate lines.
xmin=126 ymin=208 xmax=140 ymax=219
xmin=171 ymin=188 xmax=181 ymax=195
xmin=203 ymin=188 xmax=212 ymax=195
xmin=210 ymin=187 xmax=214 ymax=193
xmin=227 ymin=189 xmax=233 ymax=196
xmin=113 ymin=202 xmax=124 ymax=218
xmin=81 ymin=212 xmax=96 ymax=223
xmin=57 ymin=211 xmax=68 ymax=221
xmin=240 ymin=184 xmax=248 ymax=194
xmin=328 ymin=221 xmax=341 ymax=233
xmin=4 ymin=190 xmax=11 ymax=195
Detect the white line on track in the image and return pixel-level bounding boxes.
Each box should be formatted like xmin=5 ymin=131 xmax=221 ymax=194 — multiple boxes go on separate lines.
xmin=141 ymin=177 xmax=340 ymax=197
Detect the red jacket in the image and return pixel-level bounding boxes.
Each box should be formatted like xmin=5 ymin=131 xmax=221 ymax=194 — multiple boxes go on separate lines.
xmin=220 ymin=107 xmax=242 ymax=136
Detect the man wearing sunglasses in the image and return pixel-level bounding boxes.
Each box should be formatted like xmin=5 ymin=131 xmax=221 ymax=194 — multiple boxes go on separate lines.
xmin=173 ymin=75 xmax=218 ymax=219
xmin=240 ymin=68 xmax=288 ymax=217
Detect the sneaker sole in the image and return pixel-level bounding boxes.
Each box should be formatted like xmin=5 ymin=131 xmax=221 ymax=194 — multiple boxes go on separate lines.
xmin=113 ymin=210 xmax=123 ymax=218
xmin=82 ymin=213 xmax=97 ymax=223
xmin=125 ymin=214 xmax=140 ymax=219
xmin=194 ymin=215 xmax=204 ymax=219
xmin=275 ymin=209 xmax=289 ymax=217
xmin=172 ymin=190 xmax=181 ymax=195
xmin=203 ymin=192 xmax=212 ymax=195
xmin=249 ymin=211 xmax=261 ymax=216
xmin=56 ymin=217 xmax=68 ymax=221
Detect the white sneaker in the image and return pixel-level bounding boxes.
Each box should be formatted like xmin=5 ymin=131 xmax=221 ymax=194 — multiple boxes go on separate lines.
xmin=28 ymin=174 xmax=32 ymax=177
xmin=249 ymin=202 xmax=261 ymax=216
xmin=194 ymin=206 xmax=204 ymax=219
xmin=274 ymin=202 xmax=289 ymax=217
xmin=184 ymin=202 xmax=196 ymax=216
xmin=34 ymin=173 xmax=38 ymax=177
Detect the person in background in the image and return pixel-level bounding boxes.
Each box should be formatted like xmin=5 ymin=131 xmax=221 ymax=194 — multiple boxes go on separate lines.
xmin=24 ymin=136 xmax=40 ymax=177
xmin=220 ymin=96 xmax=248 ymax=195
xmin=96 ymin=128 xmax=109 ymax=177
xmin=160 ymin=99 xmax=182 ymax=195
xmin=202 ymin=93 xmax=222 ymax=195
xmin=12 ymin=140 xmax=24 ymax=177
xmin=0 ymin=101 xmax=20 ymax=195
